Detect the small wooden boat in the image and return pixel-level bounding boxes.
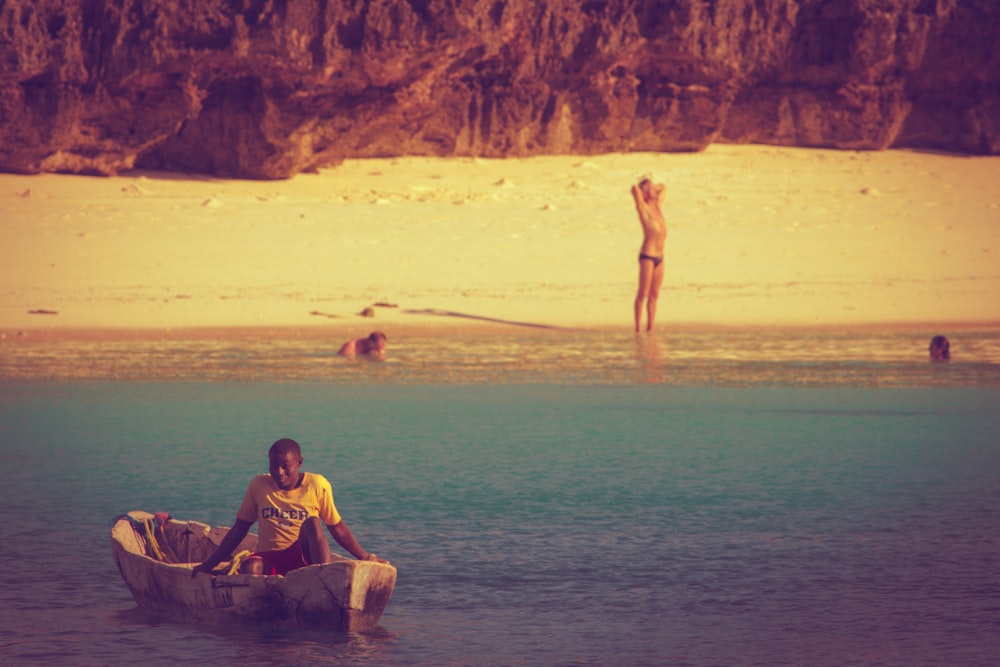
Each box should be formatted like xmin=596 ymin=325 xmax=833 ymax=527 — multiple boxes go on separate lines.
xmin=111 ymin=511 xmax=396 ymax=632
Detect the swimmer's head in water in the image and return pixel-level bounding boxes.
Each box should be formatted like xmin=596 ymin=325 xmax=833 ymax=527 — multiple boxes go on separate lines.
xmin=929 ymin=335 xmax=950 ymax=361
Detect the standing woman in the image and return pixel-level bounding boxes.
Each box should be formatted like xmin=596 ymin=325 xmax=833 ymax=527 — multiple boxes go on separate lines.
xmin=631 ymin=177 xmax=667 ymax=332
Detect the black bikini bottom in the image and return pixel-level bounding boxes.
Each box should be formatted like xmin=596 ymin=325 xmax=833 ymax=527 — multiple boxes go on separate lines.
xmin=639 ymin=253 xmax=663 ymax=268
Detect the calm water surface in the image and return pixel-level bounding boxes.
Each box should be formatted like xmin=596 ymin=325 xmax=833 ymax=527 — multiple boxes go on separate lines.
xmin=1 ymin=327 xmax=998 ymax=666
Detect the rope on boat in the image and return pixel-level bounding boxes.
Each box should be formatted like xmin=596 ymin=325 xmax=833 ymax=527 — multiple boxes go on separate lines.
xmin=227 ymin=550 xmax=252 ymax=575
xmin=143 ymin=518 xmax=166 ymax=561
xmin=112 ymin=513 xmax=169 ymax=561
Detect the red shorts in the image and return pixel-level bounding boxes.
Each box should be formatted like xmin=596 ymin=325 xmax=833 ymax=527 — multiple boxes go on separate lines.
xmin=246 ymin=541 xmax=309 ymax=576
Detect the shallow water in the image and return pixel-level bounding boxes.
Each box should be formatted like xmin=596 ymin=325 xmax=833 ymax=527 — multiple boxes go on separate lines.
xmin=1 ymin=328 xmax=998 ymax=666
xmin=3 ymin=326 xmax=999 ymax=386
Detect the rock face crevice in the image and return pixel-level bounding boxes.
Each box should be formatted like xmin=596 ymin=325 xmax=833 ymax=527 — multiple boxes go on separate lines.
xmin=2 ymin=0 xmax=997 ymax=179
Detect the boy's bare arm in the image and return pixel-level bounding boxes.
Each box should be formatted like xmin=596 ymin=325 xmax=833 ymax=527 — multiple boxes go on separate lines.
xmin=328 ymin=520 xmax=388 ymax=563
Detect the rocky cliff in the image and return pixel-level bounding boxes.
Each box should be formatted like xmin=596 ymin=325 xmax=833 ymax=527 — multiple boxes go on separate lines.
xmin=2 ymin=0 xmax=997 ymax=179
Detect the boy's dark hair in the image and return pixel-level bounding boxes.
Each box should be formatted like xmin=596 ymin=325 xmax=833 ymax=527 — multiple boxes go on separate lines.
xmin=269 ymin=438 xmax=301 ymax=458
xmin=368 ymin=331 xmax=387 ymax=343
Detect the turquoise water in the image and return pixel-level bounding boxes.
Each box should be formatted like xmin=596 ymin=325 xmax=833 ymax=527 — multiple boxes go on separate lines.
xmin=1 ymin=329 xmax=999 ymax=665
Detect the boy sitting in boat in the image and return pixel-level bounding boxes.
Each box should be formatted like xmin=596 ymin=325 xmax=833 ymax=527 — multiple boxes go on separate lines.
xmin=192 ymin=438 xmax=387 ymax=577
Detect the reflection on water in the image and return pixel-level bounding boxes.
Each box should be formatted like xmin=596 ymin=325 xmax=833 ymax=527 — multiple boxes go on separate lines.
xmin=106 ymin=607 xmax=394 ymax=666
xmin=2 ymin=326 xmax=999 ymax=387
xmin=635 ymin=334 xmax=666 ymax=383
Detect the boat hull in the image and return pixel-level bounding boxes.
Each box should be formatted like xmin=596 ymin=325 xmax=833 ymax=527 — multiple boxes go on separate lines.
xmin=111 ymin=512 xmax=396 ymax=632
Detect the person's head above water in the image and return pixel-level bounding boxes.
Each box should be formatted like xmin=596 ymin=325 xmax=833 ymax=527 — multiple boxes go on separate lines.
xmin=338 ymin=331 xmax=388 ymax=356
xmin=367 ymin=331 xmax=388 ymax=353
xmin=929 ymin=335 xmax=950 ymax=361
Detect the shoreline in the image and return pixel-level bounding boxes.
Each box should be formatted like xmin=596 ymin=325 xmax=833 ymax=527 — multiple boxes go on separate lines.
xmin=4 ymin=319 xmax=995 ymax=344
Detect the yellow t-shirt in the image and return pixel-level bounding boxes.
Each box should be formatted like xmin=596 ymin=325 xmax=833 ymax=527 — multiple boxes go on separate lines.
xmin=236 ymin=472 xmax=342 ymax=552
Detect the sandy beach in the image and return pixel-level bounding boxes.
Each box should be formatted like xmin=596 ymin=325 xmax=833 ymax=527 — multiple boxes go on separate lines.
xmin=2 ymin=145 xmax=999 ymax=338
